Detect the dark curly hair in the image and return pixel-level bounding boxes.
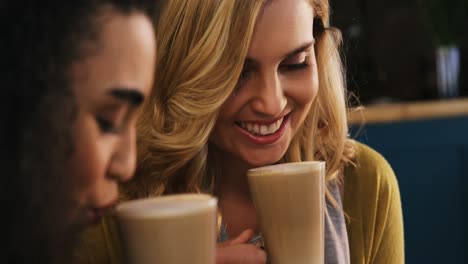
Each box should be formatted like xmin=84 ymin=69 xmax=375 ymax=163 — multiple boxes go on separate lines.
xmin=0 ymin=0 xmax=158 ymax=263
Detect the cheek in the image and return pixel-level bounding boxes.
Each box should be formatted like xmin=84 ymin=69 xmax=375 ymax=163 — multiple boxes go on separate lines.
xmin=290 ymin=70 xmax=319 ymax=107
xmin=67 ymin=119 xmax=110 ymax=203
xmin=210 ymin=115 xmax=228 ymax=147
xmin=310 ymin=73 xmax=319 ymax=104
xmin=216 ymin=92 xmax=239 ymax=122
xmin=209 ymin=101 xmax=238 ymax=152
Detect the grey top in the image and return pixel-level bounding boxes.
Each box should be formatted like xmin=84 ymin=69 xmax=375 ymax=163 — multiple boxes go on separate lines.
xmin=218 ymin=180 xmax=350 ymax=264
xmin=324 ymin=180 xmax=350 ymax=264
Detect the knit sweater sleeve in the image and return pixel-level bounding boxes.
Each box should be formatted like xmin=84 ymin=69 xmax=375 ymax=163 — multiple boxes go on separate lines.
xmin=343 ymin=143 xmax=405 ymax=264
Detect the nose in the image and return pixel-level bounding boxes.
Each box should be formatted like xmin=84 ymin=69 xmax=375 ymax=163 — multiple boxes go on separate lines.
xmin=250 ymin=71 xmax=287 ymax=117
xmin=108 ymin=127 xmax=136 ymax=183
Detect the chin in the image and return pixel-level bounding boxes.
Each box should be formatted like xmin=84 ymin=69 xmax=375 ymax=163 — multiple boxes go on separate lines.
xmin=64 ymin=203 xmax=91 ymax=231
xmin=34 ymin=204 xmax=87 ymax=264
xmin=243 ymin=153 xmax=284 ymax=168
xmin=242 ymin=145 xmax=289 ymax=168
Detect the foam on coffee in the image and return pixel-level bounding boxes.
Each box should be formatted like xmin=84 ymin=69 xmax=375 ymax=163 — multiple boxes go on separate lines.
xmin=116 ymin=194 xmax=216 ymax=219
xmin=248 ymin=161 xmax=324 ymax=176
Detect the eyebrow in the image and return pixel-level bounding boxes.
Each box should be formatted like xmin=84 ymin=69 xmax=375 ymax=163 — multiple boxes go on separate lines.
xmin=284 ymin=40 xmax=315 ymax=59
xmin=245 ymin=40 xmax=315 ymax=65
xmin=109 ymin=88 xmax=144 ymax=106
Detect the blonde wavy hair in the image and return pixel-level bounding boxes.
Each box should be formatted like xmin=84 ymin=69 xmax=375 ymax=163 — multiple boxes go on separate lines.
xmin=123 ymin=0 xmax=357 ymax=204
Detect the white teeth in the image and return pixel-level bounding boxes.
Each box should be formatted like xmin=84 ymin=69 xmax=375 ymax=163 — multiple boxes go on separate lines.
xmin=253 ymin=124 xmax=260 ymax=134
xmin=239 ymin=117 xmax=284 ymax=136
xmin=268 ymin=123 xmax=276 ymax=132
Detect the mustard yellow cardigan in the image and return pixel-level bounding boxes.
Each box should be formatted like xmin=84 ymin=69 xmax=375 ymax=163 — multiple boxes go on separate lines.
xmin=74 ymin=143 xmax=405 ymax=263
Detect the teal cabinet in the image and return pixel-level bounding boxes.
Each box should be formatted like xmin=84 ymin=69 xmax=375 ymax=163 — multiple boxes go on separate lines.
xmin=352 ymin=117 xmax=468 ymax=263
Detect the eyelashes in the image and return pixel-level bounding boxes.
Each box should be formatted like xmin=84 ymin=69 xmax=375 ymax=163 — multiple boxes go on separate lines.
xmin=279 ymin=61 xmax=309 ymax=71
xmin=238 ymin=67 xmax=252 ymax=82
xmin=236 ymin=52 xmax=312 ymax=88
xmin=238 ymin=60 xmax=310 ymax=81
xmin=96 ymin=117 xmax=119 ymax=134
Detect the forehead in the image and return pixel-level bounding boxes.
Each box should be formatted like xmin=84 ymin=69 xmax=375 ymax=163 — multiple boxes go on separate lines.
xmin=70 ymin=12 xmax=155 ymax=100
xmin=248 ymin=0 xmax=314 ymax=62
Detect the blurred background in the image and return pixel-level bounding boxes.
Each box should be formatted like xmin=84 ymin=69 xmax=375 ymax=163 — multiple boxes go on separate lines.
xmin=332 ymin=0 xmax=468 ymax=262
xmin=334 ymin=0 xmax=467 ymax=103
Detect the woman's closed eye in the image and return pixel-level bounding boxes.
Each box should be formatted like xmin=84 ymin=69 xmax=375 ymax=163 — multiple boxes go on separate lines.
xmin=96 ymin=116 xmax=120 ymax=134
xmin=280 ymin=52 xmax=310 ymax=71
xmin=236 ymin=51 xmax=311 ymax=88
xmin=95 ymin=102 xmax=133 ymax=134
xmin=237 ymin=62 xmax=254 ymax=87
xmin=95 ymin=107 xmax=127 ymax=134
xmin=241 ymin=61 xmax=255 ymax=79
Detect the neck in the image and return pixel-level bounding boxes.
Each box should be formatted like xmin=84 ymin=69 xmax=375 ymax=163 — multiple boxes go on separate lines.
xmin=216 ymin=154 xmax=251 ymax=200
xmin=213 ymin=148 xmax=252 ymax=200
xmin=210 ymin=145 xmax=264 ymax=237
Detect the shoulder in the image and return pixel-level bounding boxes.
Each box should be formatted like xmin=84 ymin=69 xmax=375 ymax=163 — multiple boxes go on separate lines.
xmin=351 ymin=142 xmax=393 ymax=176
xmin=343 ymin=142 xmax=405 ymax=263
xmin=343 ymin=141 xmax=402 ymax=224
xmin=344 ymin=142 xmax=398 ymax=197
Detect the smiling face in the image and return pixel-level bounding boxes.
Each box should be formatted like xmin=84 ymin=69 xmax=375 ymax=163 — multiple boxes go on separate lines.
xmin=210 ymin=0 xmax=318 ymax=167
xmin=66 ymin=10 xmax=156 ymax=225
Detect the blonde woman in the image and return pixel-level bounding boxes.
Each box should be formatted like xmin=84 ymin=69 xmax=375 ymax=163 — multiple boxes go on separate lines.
xmin=77 ymin=0 xmax=404 ymax=263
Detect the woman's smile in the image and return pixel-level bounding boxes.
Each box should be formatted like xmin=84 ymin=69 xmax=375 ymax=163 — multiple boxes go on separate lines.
xmin=234 ymin=113 xmax=290 ymax=145
xmin=209 ymin=0 xmax=318 ymax=167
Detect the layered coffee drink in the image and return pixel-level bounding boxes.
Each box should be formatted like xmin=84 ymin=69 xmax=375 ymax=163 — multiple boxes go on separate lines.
xmin=248 ymin=161 xmax=325 ymax=264
xmin=115 ymin=194 xmax=217 ymax=264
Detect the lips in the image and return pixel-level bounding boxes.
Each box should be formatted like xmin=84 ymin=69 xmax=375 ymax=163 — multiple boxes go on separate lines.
xmin=88 ymin=208 xmax=105 ymax=224
xmin=235 ymin=114 xmax=290 ymax=145
xmin=88 ymin=201 xmax=117 ymax=224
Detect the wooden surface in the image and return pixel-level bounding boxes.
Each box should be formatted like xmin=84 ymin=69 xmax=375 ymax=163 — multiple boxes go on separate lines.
xmin=348 ymin=98 xmax=468 ymax=124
